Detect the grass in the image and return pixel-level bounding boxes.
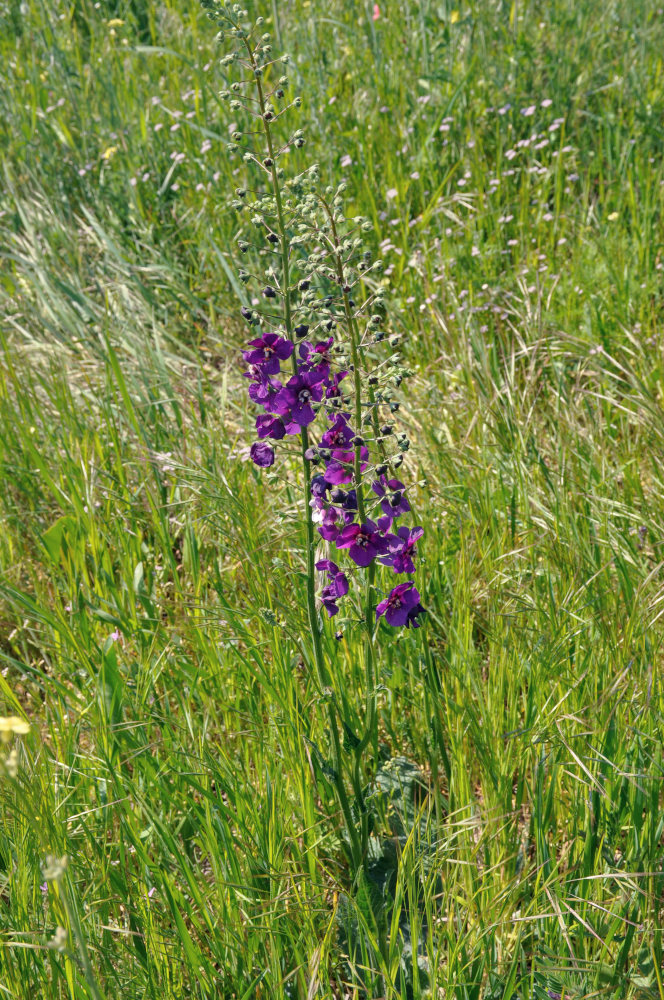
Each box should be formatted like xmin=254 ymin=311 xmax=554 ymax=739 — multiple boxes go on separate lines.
xmin=0 ymin=0 xmax=663 ymax=996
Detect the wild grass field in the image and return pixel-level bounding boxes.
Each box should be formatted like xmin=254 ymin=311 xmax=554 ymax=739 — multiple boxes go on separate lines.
xmin=1 ymin=0 xmax=664 ymax=996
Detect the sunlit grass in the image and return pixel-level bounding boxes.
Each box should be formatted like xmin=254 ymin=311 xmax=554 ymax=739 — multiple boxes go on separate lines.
xmin=0 ymin=0 xmax=663 ymax=996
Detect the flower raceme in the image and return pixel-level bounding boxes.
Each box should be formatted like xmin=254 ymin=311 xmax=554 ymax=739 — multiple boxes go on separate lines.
xmin=242 ymin=329 xmax=424 ymax=626
xmin=208 ymin=0 xmax=425 ymax=628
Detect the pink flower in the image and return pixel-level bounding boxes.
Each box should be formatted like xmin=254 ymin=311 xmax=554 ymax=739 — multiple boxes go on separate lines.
xmin=373 ymin=3 xmax=380 ymax=20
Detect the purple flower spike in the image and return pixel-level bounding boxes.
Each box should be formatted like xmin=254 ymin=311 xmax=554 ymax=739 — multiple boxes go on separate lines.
xmin=335 ymin=519 xmax=388 ymax=567
xmin=242 ymin=333 xmax=294 ymax=375
xmin=274 ymin=369 xmax=325 ymax=427
xmin=372 ymin=476 xmax=411 ymax=519
xmin=381 ymin=526 xmax=424 ymax=575
xmin=375 ymin=581 xmax=425 ymax=627
xmin=250 ymin=442 xmax=275 ymax=468
xmin=255 ymin=413 xmax=286 ymax=440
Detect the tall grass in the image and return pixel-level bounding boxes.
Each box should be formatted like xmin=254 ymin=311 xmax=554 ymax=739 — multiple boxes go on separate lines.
xmin=0 ymin=0 xmax=663 ymax=996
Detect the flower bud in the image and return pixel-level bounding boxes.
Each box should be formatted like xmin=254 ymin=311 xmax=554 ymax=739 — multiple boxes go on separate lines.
xmin=262 ymin=285 xmax=277 ymax=298
xmin=294 ymin=324 xmax=309 ymax=337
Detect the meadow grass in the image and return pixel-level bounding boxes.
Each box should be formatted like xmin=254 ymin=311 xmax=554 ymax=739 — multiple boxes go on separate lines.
xmin=0 ymin=0 xmax=663 ymax=996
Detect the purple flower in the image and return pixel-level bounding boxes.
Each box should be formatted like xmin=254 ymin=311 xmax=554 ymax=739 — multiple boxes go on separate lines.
xmin=250 ymin=442 xmax=275 ymax=467
xmin=316 ymin=558 xmax=349 ymax=617
xmin=316 ymin=505 xmax=345 ymax=541
xmin=242 ymin=333 xmax=294 ymax=375
xmin=255 ymin=414 xmax=286 ymax=440
xmin=381 ymin=526 xmax=424 ymax=574
xmin=375 ymin=581 xmax=424 ymax=627
xmin=273 ymin=369 xmax=325 ymax=426
xmin=372 ymin=476 xmax=411 ymax=520
xmin=244 ymin=367 xmax=283 ymax=408
xmin=325 ymin=370 xmax=348 ymax=400
xmin=335 ymin=519 xmax=388 ymax=567
xmin=299 ymin=337 xmax=335 ymax=378
xmin=310 ymin=475 xmax=329 ymax=500
xmin=321 ymin=413 xmax=354 ymax=451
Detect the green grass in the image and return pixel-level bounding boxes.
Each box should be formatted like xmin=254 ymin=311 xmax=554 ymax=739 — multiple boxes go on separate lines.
xmin=1 ymin=0 xmax=664 ymax=996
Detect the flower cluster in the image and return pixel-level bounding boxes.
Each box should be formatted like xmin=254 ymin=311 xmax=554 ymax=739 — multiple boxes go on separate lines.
xmin=242 ymin=328 xmax=424 ymax=628
xmin=207 ymin=0 xmax=425 ymax=628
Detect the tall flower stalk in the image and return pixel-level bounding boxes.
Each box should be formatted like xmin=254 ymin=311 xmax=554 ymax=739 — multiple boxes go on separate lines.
xmin=202 ymin=1 xmax=425 ymax=873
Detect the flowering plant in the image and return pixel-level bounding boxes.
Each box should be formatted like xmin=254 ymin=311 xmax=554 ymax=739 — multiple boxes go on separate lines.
xmin=201 ymin=0 xmax=426 ymax=872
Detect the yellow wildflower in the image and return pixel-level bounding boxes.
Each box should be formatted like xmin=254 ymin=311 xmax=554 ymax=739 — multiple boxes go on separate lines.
xmin=0 ymin=716 xmax=30 ymax=743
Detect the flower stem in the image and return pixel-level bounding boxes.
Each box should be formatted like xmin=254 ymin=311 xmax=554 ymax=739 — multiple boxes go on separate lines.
xmin=247 ymin=40 xmax=363 ymax=869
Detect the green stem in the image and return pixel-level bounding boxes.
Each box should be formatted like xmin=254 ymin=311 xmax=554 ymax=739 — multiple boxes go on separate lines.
xmin=246 ymin=39 xmax=363 ymax=869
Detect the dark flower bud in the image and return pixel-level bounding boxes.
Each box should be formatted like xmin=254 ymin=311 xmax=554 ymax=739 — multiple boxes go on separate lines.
xmin=381 ymin=425 xmax=393 ymax=435
xmin=393 ymin=375 xmax=403 ymax=387
xmin=351 ymin=435 xmax=364 ymax=446
xmin=375 ymin=464 xmax=387 ymax=476
xmin=389 ymin=334 xmax=400 ymax=347
xmin=262 ymin=285 xmax=277 ymax=298
xmin=294 ymin=137 xmax=305 ymax=148
xmin=294 ymin=324 xmax=309 ymax=338
xmin=299 ymin=279 xmax=311 ymax=291
xmin=368 ymin=375 xmax=379 ymax=385
xmin=263 ymin=110 xmax=275 ymax=122
xmin=390 ymin=402 xmax=400 ymax=412
xmin=330 ymin=488 xmax=345 ymax=503
xmin=319 ymin=447 xmax=331 ymax=460
xmin=342 ymin=284 xmax=351 ymax=293
xmin=370 ymin=314 xmax=382 ymax=327
xmin=374 ymin=331 xmax=386 ymax=342
xmin=335 ymin=631 xmax=344 ymax=641
xmin=241 ymin=306 xmax=253 ymax=321
xmin=264 ymin=157 xmax=274 ymax=167
xmin=275 ymin=88 xmax=284 ymax=99
xmin=235 ymin=188 xmax=247 ymax=198
xmin=294 ymin=96 xmax=302 ymax=107
xmin=237 ymin=240 xmax=249 ymax=253
xmin=239 ymin=270 xmax=250 ymax=283
xmin=304 ymin=447 xmax=318 ymax=461
xmin=267 ymin=233 xmax=279 ymax=244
